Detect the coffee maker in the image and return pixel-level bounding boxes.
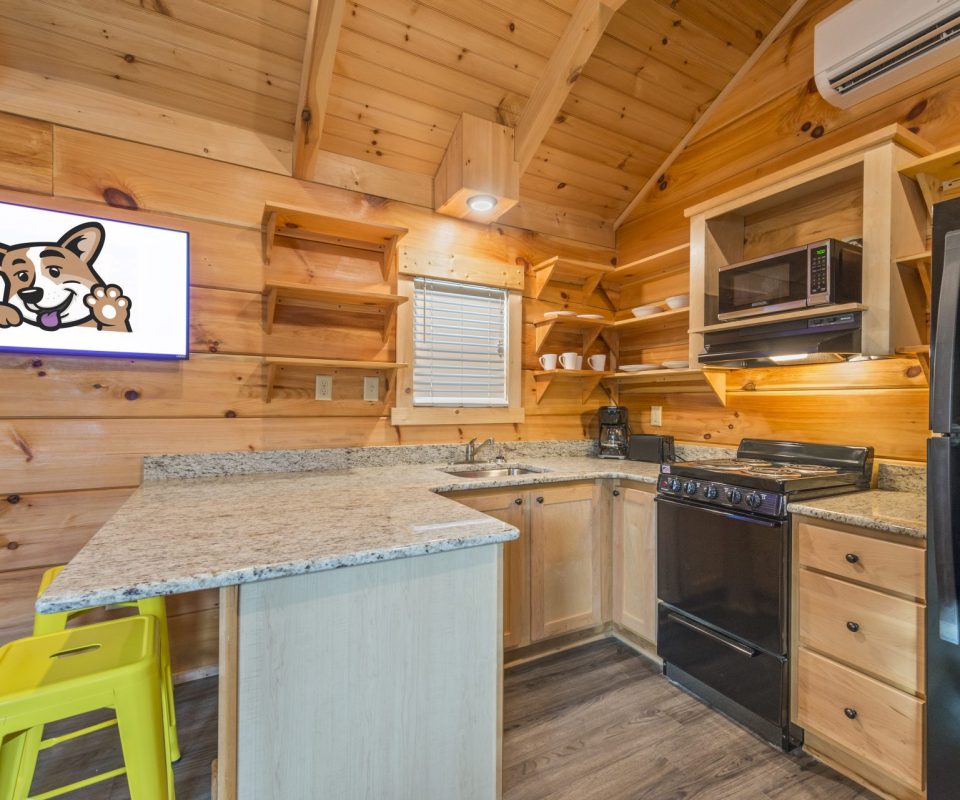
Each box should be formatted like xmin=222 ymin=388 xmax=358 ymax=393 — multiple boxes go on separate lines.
xmin=598 ymin=405 xmax=630 ymax=459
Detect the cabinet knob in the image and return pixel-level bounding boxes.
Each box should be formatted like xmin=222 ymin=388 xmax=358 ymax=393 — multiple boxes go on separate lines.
xmin=843 ymin=707 xmax=858 ymax=720
xmin=536 ymin=496 xmax=544 ymax=504
xmin=612 ymin=489 xmax=620 ymax=497
xmin=845 ymin=553 xmax=860 ymax=564
xmin=514 ymin=498 xmax=523 ymax=505
xmin=846 ymin=621 xmax=861 ymax=633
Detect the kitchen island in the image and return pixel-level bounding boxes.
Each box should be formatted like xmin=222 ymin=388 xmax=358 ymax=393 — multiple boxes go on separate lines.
xmin=37 ymin=455 xmax=661 ymax=800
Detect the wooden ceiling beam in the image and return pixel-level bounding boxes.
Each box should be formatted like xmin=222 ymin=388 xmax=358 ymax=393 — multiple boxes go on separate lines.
xmin=294 ymin=0 xmax=347 ymax=180
xmin=614 ymin=0 xmax=809 ymax=230
xmin=514 ymin=0 xmax=627 ymax=174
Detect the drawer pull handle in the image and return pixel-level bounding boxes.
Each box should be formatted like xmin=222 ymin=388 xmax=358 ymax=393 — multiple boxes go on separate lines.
xmin=843 ymin=707 xmax=858 ymax=720
xmin=845 ymin=553 xmax=860 ymax=564
xmin=846 ymin=621 xmax=861 ymax=633
xmin=514 ymin=498 xmax=523 ymax=505
xmin=536 ymin=496 xmax=544 ymax=504
xmin=612 ymin=489 xmax=620 ymax=497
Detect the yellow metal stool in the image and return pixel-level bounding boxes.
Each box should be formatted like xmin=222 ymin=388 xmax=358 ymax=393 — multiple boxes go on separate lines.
xmin=0 ymin=616 xmax=173 ymax=800
xmin=33 ymin=566 xmax=180 ymax=762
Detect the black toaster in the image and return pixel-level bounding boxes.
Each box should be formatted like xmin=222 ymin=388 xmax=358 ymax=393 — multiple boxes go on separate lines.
xmin=627 ymin=434 xmax=675 ymax=463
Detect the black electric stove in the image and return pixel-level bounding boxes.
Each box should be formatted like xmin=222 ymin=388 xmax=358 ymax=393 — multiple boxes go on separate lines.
xmin=655 ymin=439 xmax=873 ymax=750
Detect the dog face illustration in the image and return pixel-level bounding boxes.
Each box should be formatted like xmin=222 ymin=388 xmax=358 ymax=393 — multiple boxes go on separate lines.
xmin=0 ymin=222 xmax=131 ymax=332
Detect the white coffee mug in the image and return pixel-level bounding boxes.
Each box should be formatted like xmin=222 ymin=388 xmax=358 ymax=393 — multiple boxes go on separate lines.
xmin=560 ymin=352 xmax=578 ymax=369
xmin=539 ymin=353 xmax=558 ymax=370
xmin=576 ymin=355 xmax=584 ymax=369
xmin=588 ymin=354 xmax=607 ymax=371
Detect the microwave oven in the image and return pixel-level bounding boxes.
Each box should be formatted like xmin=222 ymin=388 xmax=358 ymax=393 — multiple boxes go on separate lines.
xmin=717 ymin=239 xmax=862 ymax=322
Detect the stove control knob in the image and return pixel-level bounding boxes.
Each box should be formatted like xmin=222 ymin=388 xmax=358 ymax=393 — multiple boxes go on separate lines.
xmin=684 ymin=480 xmax=699 ymax=495
xmin=725 ymin=488 xmax=743 ymax=504
xmin=669 ymin=478 xmax=683 ymax=493
xmin=704 ymin=485 xmax=719 ymax=500
xmin=746 ymin=493 xmax=762 ymax=509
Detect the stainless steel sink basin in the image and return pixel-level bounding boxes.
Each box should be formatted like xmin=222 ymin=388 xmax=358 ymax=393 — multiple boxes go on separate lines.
xmin=443 ymin=466 xmax=543 ymax=479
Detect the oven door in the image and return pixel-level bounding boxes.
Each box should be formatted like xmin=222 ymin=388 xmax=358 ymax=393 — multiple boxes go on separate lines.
xmin=718 ymin=247 xmax=810 ymax=321
xmin=656 ymin=496 xmax=787 ymax=655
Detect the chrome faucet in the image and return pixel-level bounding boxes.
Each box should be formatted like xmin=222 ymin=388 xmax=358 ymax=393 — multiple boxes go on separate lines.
xmin=463 ymin=436 xmax=495 ymax=464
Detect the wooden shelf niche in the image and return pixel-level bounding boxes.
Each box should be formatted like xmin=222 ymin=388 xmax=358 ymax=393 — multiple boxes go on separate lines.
xmin=263 ymin=282 xmax=407 ymax=340
xmin=532 ymin=369 xmax=615 ymax=404
xmin=263 ymin=357 xmax=406 ymax=403
xmin=530 ymin=257 xmax=615 ymax=306
xmin=261 ymin=202 xmax=408 ymax=280
xmin=686 ymin=125 xmax=932 ymax=363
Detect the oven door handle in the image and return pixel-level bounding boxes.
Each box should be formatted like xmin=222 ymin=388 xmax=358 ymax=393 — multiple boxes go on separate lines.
xmin=667 ymin=613 xmax=759 ymax=658
xmin=656 ymin=496 xmax=783 ymax=528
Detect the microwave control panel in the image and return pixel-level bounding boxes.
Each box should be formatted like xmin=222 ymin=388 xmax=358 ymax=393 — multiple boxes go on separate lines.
xmin=808 ymin=243 xmax=829 ymax=301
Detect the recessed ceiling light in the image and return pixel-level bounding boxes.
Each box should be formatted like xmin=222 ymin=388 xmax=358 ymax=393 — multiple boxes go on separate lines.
xmin=467 ymin=194 xmax=497 ymax=212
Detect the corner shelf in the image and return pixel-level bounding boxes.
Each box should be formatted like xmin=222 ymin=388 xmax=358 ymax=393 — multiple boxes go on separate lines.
xmin=532 ymin=369 xmax=614 ymax=404
xmin=603 ymin=368 xmax=728 ymax=406
xmin=263 ymin=281 xmax=407 ymax=340
xmin=600 ymin=244 xmax=690 ymax=307
xmin=610 ymin=306 xmax=689 ymax=333
xmin=533 ymin=316 xmax=611 ymax=355
xmin=261 ymin=202 xmax=408 ymax=279
xmin=263 ymin=357 xmax=407 ymax=403
xmin=530 ymin=257 xmax=615 ymax=305
xmin=900 ymin=145 xmax=960 ymax=210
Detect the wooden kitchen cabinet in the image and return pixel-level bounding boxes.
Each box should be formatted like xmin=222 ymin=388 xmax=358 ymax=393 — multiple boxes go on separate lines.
xmin=454 ymin=489 xmax=529 ymax=650
xmin=529 ymin=483 xmax=602 ymax=641
xmin=612 ymin=484 xmax=657 ymax=644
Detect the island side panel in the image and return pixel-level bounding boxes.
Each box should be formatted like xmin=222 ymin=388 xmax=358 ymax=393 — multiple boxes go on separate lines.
xmin=233 ymin=545 xmax=502 ymax=800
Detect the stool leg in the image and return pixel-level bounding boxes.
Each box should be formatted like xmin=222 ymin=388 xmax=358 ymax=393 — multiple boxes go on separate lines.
xmin=0 ymin=727 xmax=42 ymax=800
xmin=115 ymin=678 xmax=171 ymax=800
xmin=163 ymin=661 xmax=180 ymax=763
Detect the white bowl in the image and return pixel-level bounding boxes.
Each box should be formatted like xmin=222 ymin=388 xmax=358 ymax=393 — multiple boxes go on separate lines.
xmin=631 ymin=303 xmax=663 ymax=318
xmin=664 ymin=294 xmax=690 ymax=309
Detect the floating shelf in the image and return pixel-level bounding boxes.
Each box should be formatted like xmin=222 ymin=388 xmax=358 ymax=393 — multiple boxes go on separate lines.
xmin=530 ymin=257 xmax=615 ymax=304
xmin=263 ymin=357 xmax=407 ymax=403
xmin=611 ymin=306 xmax=689 ymax=333
xmin=261 ymin=202 xmax=408 ymax=279
xmin=602 ymin=244 xmax=689 ymax=287
xmin=692 ymin=303 xmax=867 ymax=335
xmin=263 ymin=281 xmax=407 ymax=340
xmin=533 ymin=316 xmax=611 ymax=355
xmin=532 ymin=369 xmax=614 ymax=404
xmin=603 ymin=367 xmax=728 ymax=406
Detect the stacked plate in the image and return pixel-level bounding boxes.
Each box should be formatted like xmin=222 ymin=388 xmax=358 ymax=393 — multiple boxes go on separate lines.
xmin=662 ymin=360 xmax=689 ymax=369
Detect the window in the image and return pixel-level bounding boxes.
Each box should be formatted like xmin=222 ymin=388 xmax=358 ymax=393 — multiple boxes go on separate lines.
xmin=412 ymin=277 xmax=508 ymax=407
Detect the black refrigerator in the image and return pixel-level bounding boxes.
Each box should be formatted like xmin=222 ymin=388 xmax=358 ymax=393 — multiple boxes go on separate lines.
xmin=927 ymin=197 xmax=960 ymax=798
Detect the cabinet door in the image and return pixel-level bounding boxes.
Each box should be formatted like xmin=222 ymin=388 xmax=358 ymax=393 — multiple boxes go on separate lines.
xmin=613 ymin=485 xmax=657 ymax=643
xmin=530 ymin=484 xmax=601 ymax=641
xmin=452 ymin=490 xmax=529 ymax=650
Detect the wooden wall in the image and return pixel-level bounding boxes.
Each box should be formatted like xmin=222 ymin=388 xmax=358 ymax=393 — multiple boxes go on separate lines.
xmin=0 ymin=112 xmax=618 ymax=674
xmin=616 ymin=0 xmax=955 ymax=463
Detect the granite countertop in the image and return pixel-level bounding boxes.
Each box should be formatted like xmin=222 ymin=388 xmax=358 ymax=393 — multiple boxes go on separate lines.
xmin=37 ymin=456 xmax=661 ymax=614
xmin=787 ymin=490 xmax=926 ymax=539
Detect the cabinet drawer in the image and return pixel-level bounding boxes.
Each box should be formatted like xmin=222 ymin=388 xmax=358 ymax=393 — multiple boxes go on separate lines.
xmin=798 ymin=648 xmax=924 ymax=790
xmin=799 ymin=570 xmax=924 ymax=693
xmin=797 ymin=520 xmax=924 ymax=599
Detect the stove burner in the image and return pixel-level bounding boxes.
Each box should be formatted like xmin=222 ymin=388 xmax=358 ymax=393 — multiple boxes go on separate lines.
xmin=747 ymin=466 xmax=805 ymax=478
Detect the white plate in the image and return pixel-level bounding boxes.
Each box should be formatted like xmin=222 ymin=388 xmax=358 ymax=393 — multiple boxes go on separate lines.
xmin=543 ymin=310 xmax=577 ymax=318
xmin=664 ymin=294 xmax=690 ymax=310
xmin=619 ymin=364 xmax=660 ymax=372
xmin=631 ymin=304 xmax=663 ymax=318
xmin=661 ymin=360 xmax=689 ymax=370
xmin=576 ymin=313 xmax=605 ymax=320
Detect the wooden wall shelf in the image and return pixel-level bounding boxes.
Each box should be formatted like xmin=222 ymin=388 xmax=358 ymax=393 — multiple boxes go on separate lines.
xmin=263 ymin=282 xmax=407 ymax=340
xmin=263 ymin=357 xmax=407 ymax=403
xmin=603 ymin=244 xmax=689 ymax=286
xmin=900 ymin=145 xmax=960 ymax=210
xmin=691 ymin=303 xmax=867 ymax=335
xmin=603 ymin=368 xmax=727 ymax=406
xmin=533 ymin=316 xmax=611 ymax=355
xmin=261 ymin=202 xmax=408 ymax=279
xmin=530 ymin=257 xmax=614 ymax=304
xmin=532 ymin=369 xmax=614 ymax=404
xmin=611 ymin=306 xmax=689 ymax=333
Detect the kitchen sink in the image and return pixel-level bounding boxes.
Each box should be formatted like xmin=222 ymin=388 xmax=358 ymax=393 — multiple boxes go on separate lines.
xmin=442 ymin=466 xmax=544 ymax=479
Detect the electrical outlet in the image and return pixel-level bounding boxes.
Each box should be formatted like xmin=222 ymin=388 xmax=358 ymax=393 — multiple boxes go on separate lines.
xmin=650 ymin=405 xmax=663 ymax=426
xmin=363 ymin=376 xmax=380 ymax=402
xmin=315 ymin=375 xmax=333 ymax=401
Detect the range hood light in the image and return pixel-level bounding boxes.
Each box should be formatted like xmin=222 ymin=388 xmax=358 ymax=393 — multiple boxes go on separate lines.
xmin=467 ymin=194 xmax=498 ymax=212
xmin=769 ymin=353 xmax=811 ymax=363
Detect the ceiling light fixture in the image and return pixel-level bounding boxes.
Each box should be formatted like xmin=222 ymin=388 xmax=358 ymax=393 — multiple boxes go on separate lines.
xmin=466 ymin=194 xmax=498 ymax=212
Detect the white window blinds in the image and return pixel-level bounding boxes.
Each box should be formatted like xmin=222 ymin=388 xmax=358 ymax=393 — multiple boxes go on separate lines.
xmin=413 ymin=277 xmax=509 ymax=407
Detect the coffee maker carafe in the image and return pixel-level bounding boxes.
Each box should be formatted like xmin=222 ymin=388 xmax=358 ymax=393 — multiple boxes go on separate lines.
xmin=598 ymin=405 xmax=630 ymax=459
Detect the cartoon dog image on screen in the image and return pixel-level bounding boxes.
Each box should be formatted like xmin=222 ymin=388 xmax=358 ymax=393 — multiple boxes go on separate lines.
xmin=0 ymin=222 xmax=132 ymax=333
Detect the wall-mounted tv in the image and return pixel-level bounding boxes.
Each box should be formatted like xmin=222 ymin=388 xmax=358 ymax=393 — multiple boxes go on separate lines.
xmin=0 ymin=201 xmax=189 ymax=360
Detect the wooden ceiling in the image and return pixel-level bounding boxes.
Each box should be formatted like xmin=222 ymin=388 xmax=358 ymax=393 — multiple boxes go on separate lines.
xmin=0 ymin=0 xmax=797 ymax=242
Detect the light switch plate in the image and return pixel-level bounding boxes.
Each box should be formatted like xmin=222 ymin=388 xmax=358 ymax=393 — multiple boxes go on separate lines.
xmin=363 ymin=376 xmax=380 ymax=402
xmin=650 ymin=405 xmax=662 ymax=426
xmin=315 ymin=375 xmax=333 ymax=401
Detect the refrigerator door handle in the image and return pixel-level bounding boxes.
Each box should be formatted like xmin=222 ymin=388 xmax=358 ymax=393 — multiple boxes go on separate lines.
xmin=930 ymin=231 xmax=960 ymax=432
xmin=929 ymin=437 xmax=960 ymax=645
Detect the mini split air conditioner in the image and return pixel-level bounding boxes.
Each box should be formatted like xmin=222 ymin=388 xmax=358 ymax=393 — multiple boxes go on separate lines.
xmin=814 ymin=0 xmax=960 ymax=108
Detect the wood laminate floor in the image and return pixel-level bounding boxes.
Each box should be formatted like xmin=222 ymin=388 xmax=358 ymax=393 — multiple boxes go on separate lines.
xmin=27 ymin=639 xmax=877 ymax=799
